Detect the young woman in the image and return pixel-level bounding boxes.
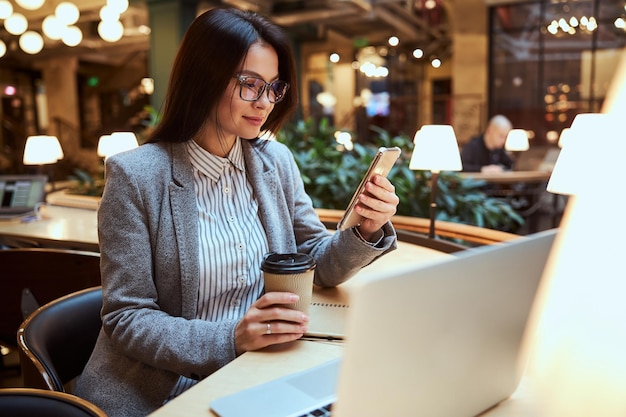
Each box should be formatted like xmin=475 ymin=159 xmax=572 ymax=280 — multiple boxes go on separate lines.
xmin=76 ymin=7 xmax=399 ymax=416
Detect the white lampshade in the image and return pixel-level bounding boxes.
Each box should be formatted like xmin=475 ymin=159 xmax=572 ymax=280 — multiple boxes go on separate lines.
xmin=504 ymin=128 xmax=529 ymax=151
xmin=557 ymin=127 xmax=571 ymax=148
xmin=97 ymin=132 xmax=138 ymax=158
xmin=546 ymin=113 xmax=623 ymax=195
xmin=409 ymin=125 xmax=462 ymax=173
xmin=525 ymin=190 xmax=626 ymax=417
xmin=23 ymin=135 xmax=64 ymax=165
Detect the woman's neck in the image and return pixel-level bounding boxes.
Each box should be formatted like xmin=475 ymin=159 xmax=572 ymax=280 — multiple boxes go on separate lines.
xmin=193 ymin=131 xmax=236 ymax=158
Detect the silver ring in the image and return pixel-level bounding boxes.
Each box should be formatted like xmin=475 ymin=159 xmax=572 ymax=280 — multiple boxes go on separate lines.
xmin=266 ymin=323 xmax=271 ymax=335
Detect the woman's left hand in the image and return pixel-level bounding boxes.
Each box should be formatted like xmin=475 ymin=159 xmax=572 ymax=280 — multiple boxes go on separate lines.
xmin=355 ymin=174 xmax=399 ymax=241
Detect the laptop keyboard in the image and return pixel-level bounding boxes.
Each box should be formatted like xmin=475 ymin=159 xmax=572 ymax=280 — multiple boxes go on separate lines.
xmin=298 ymin=403 xmax=333 ymax=416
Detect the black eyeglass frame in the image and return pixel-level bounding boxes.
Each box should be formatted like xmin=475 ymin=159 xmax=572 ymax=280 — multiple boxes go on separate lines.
xmin=233 ymin=75 xmax=290 ymax=103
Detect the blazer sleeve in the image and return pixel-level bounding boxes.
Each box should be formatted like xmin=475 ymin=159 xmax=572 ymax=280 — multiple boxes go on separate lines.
xmin=279 ymin=145 xmax=398 ymax=287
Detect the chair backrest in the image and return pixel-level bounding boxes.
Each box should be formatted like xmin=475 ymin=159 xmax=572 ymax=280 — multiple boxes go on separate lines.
xmin=17 ymin=287 xmax=103 ymax=392
xmin=0 ymin=387 xmax=107 ymax=417
xmin=0 ymin=248 xmax=101 ymax=348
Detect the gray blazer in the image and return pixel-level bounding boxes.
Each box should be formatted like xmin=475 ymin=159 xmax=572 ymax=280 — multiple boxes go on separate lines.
xmin=76 ymin=139 xmax=397 ymax=416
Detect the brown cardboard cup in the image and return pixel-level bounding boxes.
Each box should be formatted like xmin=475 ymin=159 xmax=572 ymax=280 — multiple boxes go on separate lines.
xmin=261 ymin=253 xmax=316 ymax=314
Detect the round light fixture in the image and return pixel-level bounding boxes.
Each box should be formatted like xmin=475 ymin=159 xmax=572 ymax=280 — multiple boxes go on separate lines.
xmin=55 ymin=2 xmax=80 ymax=25
xmin=5 ymin=13 xmax=28 ymax=35
xmin=61 ymin=25 xmax=82 ymax=47
xmin=107 ymin=0 xmax=128 ymax=15
xmin=42 ymin=15 xmax=65 ymax=40
xmin=15 ymin=0 xmax=45 ymax=10
xmin=0 ymin=40 xmax=6 ymax=58
xmin=97 ymin=19 xmax=124 ymax=42
xmin=0 ymin=0 xmax=13 ymax=19
xmin=99 ymin=5 xmax=119 ymax=21
xmin=19 ymin=31 xmax=44 ymax=54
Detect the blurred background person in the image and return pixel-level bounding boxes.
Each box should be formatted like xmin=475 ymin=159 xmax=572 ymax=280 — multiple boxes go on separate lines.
xmin=461 ymin=115 xmax=514 ymax=173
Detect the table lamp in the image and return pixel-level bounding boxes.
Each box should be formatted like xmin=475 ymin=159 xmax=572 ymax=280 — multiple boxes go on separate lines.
xmin=504 ymin=128 xmax=529 ymax=168
xmin=525 ymin=50 xmax=626 ymax=417
xmin=504 ymin=128 xmax=529 ymax=152
xmin=557 ymin=127 xmax=571 ymax=148
xmin=409 ymin=124 xmax=462 ymax=239
xmin=23 ymin=135 xmax=64 ymax=188
xmin=97 ymin=132 xmax=138 ymax=159
xmin=546 ymin=113 xmax=613 ymax=195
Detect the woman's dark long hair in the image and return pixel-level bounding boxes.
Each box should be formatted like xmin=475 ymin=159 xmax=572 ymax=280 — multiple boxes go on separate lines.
xmin=147 ymin=7 xmax=298 ymax=143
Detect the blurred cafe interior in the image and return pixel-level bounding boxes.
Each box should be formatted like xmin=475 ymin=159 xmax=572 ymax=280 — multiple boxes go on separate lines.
xmin=2 ymin=1 xmax=626 ymax=415
xmin=1 ymin=0 xmax=624 ymax=177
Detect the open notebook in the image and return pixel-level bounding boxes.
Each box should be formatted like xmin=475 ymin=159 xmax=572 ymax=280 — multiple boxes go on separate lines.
xmin=210 ymin=228 xmax=558 ymax=417
xmin=0 ymin=175 xmax=47 ymax=220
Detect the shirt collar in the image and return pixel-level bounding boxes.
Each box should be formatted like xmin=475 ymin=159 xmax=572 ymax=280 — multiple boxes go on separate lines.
xmin=186 ymin=138 xmax=245 ymax=182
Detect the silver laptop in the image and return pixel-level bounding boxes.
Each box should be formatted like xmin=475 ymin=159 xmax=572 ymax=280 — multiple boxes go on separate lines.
xmin=210 ymin=228 xmax=558 ymax=417
xmin=0 ymin=175 xmax=47 ymax=220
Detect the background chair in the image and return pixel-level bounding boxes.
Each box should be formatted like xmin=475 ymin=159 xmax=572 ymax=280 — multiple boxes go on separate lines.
xmin=0 ymin=387 xmax=107 ymax=417
xmin=17 ymin=287 xmax=103 ymax=393
xmin=0 ymin=248 xmax=101 ymax=350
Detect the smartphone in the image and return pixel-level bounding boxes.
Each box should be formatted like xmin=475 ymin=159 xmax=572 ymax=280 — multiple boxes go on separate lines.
xmin=337 ymin=146 xmax=401 ymax=231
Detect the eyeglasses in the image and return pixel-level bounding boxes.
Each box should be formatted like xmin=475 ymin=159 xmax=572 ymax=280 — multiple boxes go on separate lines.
xmin=234 ymin=75 xmax=290 ymax=103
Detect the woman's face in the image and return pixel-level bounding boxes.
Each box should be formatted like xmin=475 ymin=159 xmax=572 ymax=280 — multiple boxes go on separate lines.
xmin=213 ymin=42 xmax=280 ymax=141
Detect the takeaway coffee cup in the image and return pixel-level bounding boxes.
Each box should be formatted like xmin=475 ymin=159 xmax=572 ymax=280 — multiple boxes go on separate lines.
xmin=261 ymin=252 xmax=317 ymax=314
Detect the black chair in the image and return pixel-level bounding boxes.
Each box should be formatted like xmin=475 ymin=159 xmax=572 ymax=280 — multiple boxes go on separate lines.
xmin=17 ymin=287 xmax=103 ymax=392
xmin=0 ymin=248 xmax=101 ymax=349
xmin=0 ymin=387 xmax=107 ymax=417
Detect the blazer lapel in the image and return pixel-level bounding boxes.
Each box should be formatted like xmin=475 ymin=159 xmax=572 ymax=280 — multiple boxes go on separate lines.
xmin=168 ymin=142 xmax=200 ymax=319
xmin=242 ymin=141 xmax=288 ymax=253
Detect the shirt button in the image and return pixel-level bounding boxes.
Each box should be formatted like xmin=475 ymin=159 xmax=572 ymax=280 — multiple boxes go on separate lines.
xmin=228 ymin=216 xmax=235 ymax=223
xmin=238 ymin=275 xmax=246 ymax=284
xmin=237 ymin=243 xmax=245 ymax=251
xmin=224 ymin=187 xmax=230 ymax=193
xmin=231 ymin=299 xmax=240 ymax=307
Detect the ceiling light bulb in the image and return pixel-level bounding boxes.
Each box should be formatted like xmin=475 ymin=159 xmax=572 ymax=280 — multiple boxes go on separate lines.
xmin=107 ymin=0 xmax=129 ymax=15
xmin=61 ymin=25 xmax=82 ymax=47
xmin=5 ymin=13 xmax=28 ymax=35
xmin=99 ymin=4 xmax=119 ymax=21
xmin=55 ymin=2 xmax=80 ymax=25
xmin=42 ymin=15 xmax=65 ymax=40
xmin=15 ymin=0 xmax=45 ymax=10
xmin=0 ymin=40 xmax=6 ymax=58
xmin=0 ymin=0 xmax=13 ymax=19
xmin=19 ymin=31 xmax=44 ymax=54
xmin=97 ymin=19 xmax=124 ymax=42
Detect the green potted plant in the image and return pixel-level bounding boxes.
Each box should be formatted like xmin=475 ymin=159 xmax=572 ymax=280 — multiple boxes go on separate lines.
xmin=276 ymin=119 xmax=524 ymax=233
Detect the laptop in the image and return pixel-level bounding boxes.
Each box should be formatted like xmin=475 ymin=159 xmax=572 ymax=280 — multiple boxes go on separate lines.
xmin=210 ymin=228 xmax=558 ymax=417
xmin=0 ymin=175 xmax=47 ymax=220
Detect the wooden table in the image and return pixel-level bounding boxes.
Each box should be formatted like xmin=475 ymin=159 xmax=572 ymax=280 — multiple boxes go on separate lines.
xmin=0 ymin=205 xmax=99 ymax=252
xmin=148 ymin=342 xmax=545 ymax=417
xmin=459 ymin=170 xmax=552 ymax=184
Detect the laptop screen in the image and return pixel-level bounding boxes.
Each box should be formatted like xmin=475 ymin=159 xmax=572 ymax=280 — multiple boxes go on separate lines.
xmin=0 ymin=175 xmax=47 ymax=215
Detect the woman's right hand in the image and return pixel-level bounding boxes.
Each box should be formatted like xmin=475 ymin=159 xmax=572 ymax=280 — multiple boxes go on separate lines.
xmin=234 ymin=292 xmax=309 ymax=355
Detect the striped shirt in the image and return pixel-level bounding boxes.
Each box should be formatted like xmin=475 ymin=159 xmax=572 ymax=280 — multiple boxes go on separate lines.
xmin=168 ymin=138 xmax=268 ymax=399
